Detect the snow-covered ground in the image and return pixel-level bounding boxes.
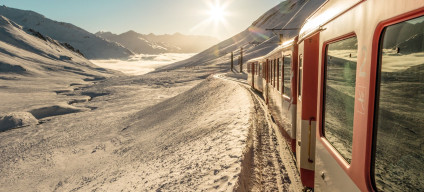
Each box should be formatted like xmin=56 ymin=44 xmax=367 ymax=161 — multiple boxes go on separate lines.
xmin=0 ymin=1 xmax=322 ymax=191
xmin=91 ymin=53 xmax=196 ymax=75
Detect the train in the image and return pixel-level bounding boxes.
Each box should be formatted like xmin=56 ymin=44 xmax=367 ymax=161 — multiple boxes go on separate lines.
xmin=247 ymin=0 xmax=424 ymax=191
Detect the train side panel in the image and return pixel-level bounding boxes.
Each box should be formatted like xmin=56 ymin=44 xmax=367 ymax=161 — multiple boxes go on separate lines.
xmin=296 ymin=33 xmax=319 ymax=188
xmin=311 ymin=0 xmax=424 ymax=191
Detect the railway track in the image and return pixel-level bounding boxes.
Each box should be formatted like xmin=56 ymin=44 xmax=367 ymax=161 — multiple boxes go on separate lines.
xmin=214 ymin=73 xmax=303 ymax=192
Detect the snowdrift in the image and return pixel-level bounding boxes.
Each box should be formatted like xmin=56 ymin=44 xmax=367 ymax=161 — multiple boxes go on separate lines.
xmin=117 ymin=77 xmax=251 ymax=191
xmin=0 ymin=112 xmax=38 ymax=132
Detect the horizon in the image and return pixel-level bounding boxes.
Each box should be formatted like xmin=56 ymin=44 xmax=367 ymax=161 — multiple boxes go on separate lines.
xmin=1 ymin=0 xmax=283 ymax=40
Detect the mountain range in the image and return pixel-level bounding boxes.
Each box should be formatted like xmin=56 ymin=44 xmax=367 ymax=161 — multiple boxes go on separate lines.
xmin=0 ymin=5 xmax=219 ymax=59
xmin=0 ymin=5 xmax=133 ymax=59
xmin=96 ymin=31 xmax=219 ymax=54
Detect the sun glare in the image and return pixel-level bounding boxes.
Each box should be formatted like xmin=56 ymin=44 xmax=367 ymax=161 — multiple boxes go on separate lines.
xmin=190 ymin=0 xmax=232 ymax=39
xmin=208 ymin=4 xmax=225 ymax=22
xmin=206 ymin=0 xmax=229 ymax=24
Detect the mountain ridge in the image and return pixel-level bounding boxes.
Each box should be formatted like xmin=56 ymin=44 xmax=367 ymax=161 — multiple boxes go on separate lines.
xmin=0 ymin=5 xmax=133 ymax=59
xmin=95 ymin=30 xmax=220 ymax=54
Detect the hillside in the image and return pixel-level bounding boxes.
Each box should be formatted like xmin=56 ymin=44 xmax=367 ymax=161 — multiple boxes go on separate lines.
xmin=157 ymin=0 xmax=326 ymax=71
xmin=96 ymin=31 xmax=219 ymax=54
xmin=0 ymin=5 xmax=133 ymax=59
xmin=0 ymin=14 xmax=119 ymax=126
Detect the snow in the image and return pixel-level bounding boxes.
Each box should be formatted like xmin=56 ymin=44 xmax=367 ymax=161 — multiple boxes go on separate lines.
xmin=0 ymin=6 xmax=133 ymax=59
xmin=0 ymin=112 xmax=38 ymax=132
xmin=91 ymin=53 xmax=196 ymax=76
xmin=0 ymin=0 xmax=323 ymax=191
xmin=157 ymin=0 xmax=326 ymax=72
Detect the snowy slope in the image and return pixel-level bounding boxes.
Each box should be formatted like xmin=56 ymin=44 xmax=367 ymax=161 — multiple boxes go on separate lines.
xmin=158 ymin=0 xmax=326 ymax=71
xmin=96 ymin=31 xmax=219 ymax=54
xmin=0 ymin=15 xmax=120 ymax=126
xmin=0 ymin=5 xmax=133 ymax=59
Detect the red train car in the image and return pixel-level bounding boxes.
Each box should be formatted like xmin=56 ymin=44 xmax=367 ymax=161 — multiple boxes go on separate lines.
xmin=247 ymin=0 xmax=424 ymax=191
xmin=247 ymin=57 xmax=265 ymax=92
xmin=302 ymin=0 xmax=424 ymax=191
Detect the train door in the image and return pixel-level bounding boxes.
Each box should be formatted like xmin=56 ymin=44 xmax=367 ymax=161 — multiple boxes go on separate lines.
xmin=266 ymin=59 xmax=270 ymax=104
xmin=296 ymin=33 xmax=319 ymax=188
xmin=251 ymin=63 xmax=255 ymax=88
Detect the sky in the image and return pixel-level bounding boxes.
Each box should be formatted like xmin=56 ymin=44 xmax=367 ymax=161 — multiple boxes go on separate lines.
xmin=1 ymin=0 xmax=283 ymax=40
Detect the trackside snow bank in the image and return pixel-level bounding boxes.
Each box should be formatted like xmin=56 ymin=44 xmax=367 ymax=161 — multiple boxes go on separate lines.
xmin=117 ymin=76 xmax=252 ymax=191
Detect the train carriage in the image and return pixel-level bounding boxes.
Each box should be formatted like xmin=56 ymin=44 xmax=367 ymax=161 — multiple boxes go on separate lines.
xmin=247 ymin=57 xmax=265 ymax=92
xmin=247 ymin=0 xmax=424 ymax=191
xmin=299 ymin=0 xmax=424 ymax=191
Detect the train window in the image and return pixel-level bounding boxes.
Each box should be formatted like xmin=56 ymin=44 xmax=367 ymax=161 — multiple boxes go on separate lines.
xmin=259 ymin=63 xmax=262 ymax=77
xmin=274 ymin=59 xmax=277 ymax=87
xmin=277 ymin=58 xmax=280 ymax=91
xmin=270 ymin=60 xmax=273 ymax=84
xmin=283 ymin=55 xmax=292 ymax=97
xmin=279 ymin=58 xmax=283 ymax=92
xmin=298 ymin=55 xmax=303 ymax=99
xmin=256 ymin=63 xmax=258 ymax=75
xmin=323 ymin=36 xmax=358 ymax=163
xmin=269 ymin=60 xmax=274 ymax=85
xmin=274 ymin=59 xmax=276 ymax=86
xmin=270 ymin=60 xmax=273 ymax=85
xmin=248 ymin=63 xmax=250 ymax=73
xmin=373 ymin=15 xmax=424 ymax=191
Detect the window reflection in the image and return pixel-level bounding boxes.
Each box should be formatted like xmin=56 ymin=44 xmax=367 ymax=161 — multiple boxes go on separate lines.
xmin=374 ymin=15 xmax=424 ymax=192
xmin=323 ymin=36 xmax=358 ymax=163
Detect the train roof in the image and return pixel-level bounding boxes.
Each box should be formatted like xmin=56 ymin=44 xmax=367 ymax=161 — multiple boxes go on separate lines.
xmin=262 ymin=36 xmax=297 ymax=59
xmin=299 ymin=0 xmax=363 ymax=41
xmin=246 ymin=56 xmax=264 ymax=63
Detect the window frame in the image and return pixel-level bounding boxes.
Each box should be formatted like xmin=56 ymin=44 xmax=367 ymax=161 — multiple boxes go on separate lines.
xmin=274 ymin=59 xmax=277 ymax=87
xmin=318 ymin=32 xmax=358 ymax=169
xmin=283 ymin=54 xmax=292 ymax=98
xmin=370 ymin=12 xmax=424 ymax=192
xmin=298 ymin=54 xmax=303 ymax=101
xmin=277 ymin=58 xmax=280 ymax=91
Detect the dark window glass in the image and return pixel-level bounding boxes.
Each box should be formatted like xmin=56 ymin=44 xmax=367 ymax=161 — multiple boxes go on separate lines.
xmin=298 ymin=55 xmax=302 ymax=98
xmin=271 ymin=60 xmax=274 ymax=86
xmin=259 ymin=63 xmax=262 ymax=77
xmin=373 ymin=15 xmax=424 ymax=192
xmin=274 ymin=59 xmax=277 ymax=87
xmin=279 ymin=58 xmax=283 ymax=92
xmin=271 ymin=61 xmax=274 ymax=85
xmin=268 ymin=60 xmax=272 ymax=83
xmin=277 ymin=58 xmax=280 ymax=91
xmin=283 ymin=55 xmax=292 ymax=97
xmin=323 ymin=36 xmax=358 ymax=163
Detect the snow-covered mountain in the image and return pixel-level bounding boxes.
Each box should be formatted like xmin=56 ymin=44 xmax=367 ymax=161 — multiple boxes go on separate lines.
xmin=158 ymin=0 xmax=326 ymax=71
xmin=0 ymin=15 xmax=117 ymax=83
xmin=95 ymin=31 xmax=219 ymax=54
xmin=96 ymin=30 xmax=169 ymax=54
xmin=0 ymin=5 xmax=133 ymax=59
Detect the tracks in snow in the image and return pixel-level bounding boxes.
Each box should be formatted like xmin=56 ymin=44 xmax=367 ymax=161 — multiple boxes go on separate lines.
xmin=215 ymin=73 xmax=303 ymax=192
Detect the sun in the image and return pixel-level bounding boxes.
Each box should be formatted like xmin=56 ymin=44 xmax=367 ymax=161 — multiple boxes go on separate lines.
xmin=208 ymin=4 xmax=225 ymax=22
xmin=189 ymin=0 xmax=232 ymax=39
xmin=207 ymin=1 xmax=228 ymax=24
